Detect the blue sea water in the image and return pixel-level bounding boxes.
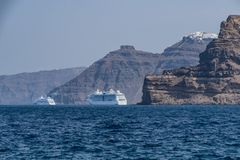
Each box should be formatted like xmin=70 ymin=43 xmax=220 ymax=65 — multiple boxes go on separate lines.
xmin=0 ymin=105 xmax=240 ymax=159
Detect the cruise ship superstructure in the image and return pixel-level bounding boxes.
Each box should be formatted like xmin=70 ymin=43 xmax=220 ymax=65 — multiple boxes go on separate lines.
xmin=87 ymin=89 xmax=127 ymax=105
xmin=33 ymin=96 xmax=56 ymax=105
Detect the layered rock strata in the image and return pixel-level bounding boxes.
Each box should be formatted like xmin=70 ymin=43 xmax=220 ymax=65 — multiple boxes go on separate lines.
xmin=155 ymin=32 xmax=217 ymax=74
xmin=48 ymin=32 xmax=216 ymax=104
xmin=142 ymin=15 xmax=240 ymax=105
xmin=48 ymin=46 xmax=161 ymax=104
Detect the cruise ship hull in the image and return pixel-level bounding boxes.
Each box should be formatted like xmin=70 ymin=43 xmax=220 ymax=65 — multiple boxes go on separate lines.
xmin=87 ymin=89 xmax=127 ymax=106
xmin=87 ymin=100 xmax=127 ymax=105
xmin=33 ymin=96 xmax=56 ymax=105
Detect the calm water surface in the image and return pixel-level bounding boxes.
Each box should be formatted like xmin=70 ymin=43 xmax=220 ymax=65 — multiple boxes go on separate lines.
xmin=0 ymin=105 xmax=240 ymax=159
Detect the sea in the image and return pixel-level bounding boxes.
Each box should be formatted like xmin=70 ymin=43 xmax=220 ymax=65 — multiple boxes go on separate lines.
xmin=0 ymin=105 xmax=240 ymax=159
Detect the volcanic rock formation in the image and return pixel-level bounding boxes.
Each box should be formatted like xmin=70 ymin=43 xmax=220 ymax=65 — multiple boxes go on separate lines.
xmin=48 ymin=46 xmax=161 ymax=104
xmin=141 ymin=15 xmax=240 ymax=105
xmin=48 ymin=32 xmax=216 ymax=104
xmin=155 ymin=32 xmax=217 ymax=74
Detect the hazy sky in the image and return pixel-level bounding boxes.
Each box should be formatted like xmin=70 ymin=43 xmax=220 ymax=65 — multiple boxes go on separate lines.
xmin=0 ymin=0 xmax=239 ymax=75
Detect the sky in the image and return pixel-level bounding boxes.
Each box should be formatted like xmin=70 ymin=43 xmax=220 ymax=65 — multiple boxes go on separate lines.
xmin=0 ymin=0 xmax=239 ymax=75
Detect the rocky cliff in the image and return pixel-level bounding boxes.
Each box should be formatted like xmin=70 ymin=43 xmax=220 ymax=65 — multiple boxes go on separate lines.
xmin=48 ymin=46 xmax=161 ymax=104
xmin=155 ymin=32 xmax=217 ymax=74
xmin=0 ymin=67 xmax=85 ymax=104
xmin=48 ymin=34 xmax=216 ymax=104
xmin=141 ymin=15 xmax=240 ymax=105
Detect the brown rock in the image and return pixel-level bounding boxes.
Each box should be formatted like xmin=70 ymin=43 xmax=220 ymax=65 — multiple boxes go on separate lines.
xmin=141 ymin=15 xmax=240 ymax=105
xmin=48 ymin=33 xmax=216 ymax=104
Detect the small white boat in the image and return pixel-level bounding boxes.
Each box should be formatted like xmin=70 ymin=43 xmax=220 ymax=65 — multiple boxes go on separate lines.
xmin=33 ymin=96 xmax=56 ymax=105
xmin=87 ymin=89 xmax=127 ymax=105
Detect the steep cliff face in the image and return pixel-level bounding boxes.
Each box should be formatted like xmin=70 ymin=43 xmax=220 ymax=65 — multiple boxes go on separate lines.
xmin=48 ymin=46 xmax=161 ymax=104
xmin=0 ymin=67 xmax=85 ymax=104
xmin=142 ymin=15 xmax=240 ymax=105
xmin=155 ymin=32 xmax=217 ymax=74
xmin=48 ymin=33 xmax=216 ymax=104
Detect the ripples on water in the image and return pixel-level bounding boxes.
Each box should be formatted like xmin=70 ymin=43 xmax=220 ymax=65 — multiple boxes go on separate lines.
xmin=0 ymin=105 xmax=240 ymax=159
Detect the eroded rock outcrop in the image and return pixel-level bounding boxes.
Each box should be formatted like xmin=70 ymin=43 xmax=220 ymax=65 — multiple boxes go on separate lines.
xmin=48 ymin=32 xmax=216 ymax=104
xmin=142 ymin=15 xmax=240 ymax=105
xmin=155 ymin=32 xmax=217 ymax=74
xmin=48 ymin=46 xmax=161 ymax=104
xmin=49 ymin=45 xmax=160 ymax=104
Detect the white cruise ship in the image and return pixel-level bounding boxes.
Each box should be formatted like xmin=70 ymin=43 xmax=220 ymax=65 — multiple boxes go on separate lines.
xmin=33 ymin=96 xmax=56 ymax=105
xmin=87 ymin=89 xmax=127 ymax=105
